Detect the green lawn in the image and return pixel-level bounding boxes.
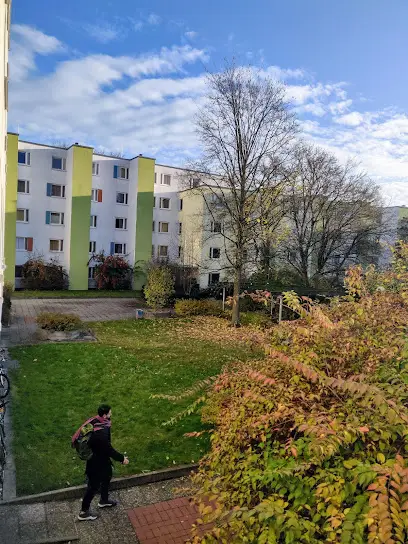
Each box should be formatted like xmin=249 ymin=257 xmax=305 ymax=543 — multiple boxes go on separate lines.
xmin=13 ymin=290 xmax=142 ymax=299
xmin=10 ymin=319 xmax=261 ymax=495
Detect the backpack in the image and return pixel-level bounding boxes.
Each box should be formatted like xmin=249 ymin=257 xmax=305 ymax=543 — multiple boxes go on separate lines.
xmin=72 ymin=416 xmax=106 ymax=461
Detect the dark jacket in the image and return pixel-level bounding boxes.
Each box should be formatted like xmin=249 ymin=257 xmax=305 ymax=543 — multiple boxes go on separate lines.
xmin=86 ymin=426 xmax=124 ymax=478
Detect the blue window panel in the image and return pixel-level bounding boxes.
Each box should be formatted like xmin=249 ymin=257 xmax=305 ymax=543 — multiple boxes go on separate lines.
xmin=52 ymin=157 xmax=62 ymax=170
xmin=113 ymin=165 xmax=118 ymax=179
xmin=110 ymin=242 xmax=115 ymax=255
xmin=46 ymin=183 xmax=52 ymax=196
xmin=45 ymin=211 xmax=51 ymax=224
xmin=18 ymin=151 xmax=26 ymax=164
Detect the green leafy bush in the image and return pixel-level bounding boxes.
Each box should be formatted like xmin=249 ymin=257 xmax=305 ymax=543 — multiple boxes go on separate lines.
xmin=174 ymin=299 xmax=225 ymax=317
xmin=144 ymin=264 xmax=175 ymax=309
xmin=36 ymin=312 xmax=83 ymax=331
xmin=164 ymin=243 xmax=408 ymax=543
xmin=239 ymin=312 xmax=272 ymax=328
xmin=1 ymin=281 xmax=13 ymax=327
xmin=22 ymin=257 xmax=68 ymax=290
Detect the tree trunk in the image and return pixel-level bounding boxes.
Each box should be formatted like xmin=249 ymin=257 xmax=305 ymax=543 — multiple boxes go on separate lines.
xmin=231 ymin=267 xmax=242 ymax=327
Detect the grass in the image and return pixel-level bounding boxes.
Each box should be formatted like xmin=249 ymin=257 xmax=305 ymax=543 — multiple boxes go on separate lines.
xmin=13 ymin=290 xmax=142 ymax=299
xmin=10 ymin=318 xmax=262 ymax=495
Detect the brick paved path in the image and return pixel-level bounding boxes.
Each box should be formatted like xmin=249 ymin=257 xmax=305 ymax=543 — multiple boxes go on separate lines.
xmin=128 ymin=497 xmax=212 ymax=544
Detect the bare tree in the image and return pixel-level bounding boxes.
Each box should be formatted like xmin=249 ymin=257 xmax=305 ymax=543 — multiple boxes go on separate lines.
xmin=185 ymin=63 xmax=297 ymax=325
xmin=279 ymin=144 xmax=383 ymax=287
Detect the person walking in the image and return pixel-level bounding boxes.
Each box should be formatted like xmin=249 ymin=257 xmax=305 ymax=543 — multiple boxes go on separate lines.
xmin=78 ymin=404 xmax=129 ymax=521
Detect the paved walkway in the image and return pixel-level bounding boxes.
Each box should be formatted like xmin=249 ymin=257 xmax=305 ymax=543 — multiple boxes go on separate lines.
xmin=0 ymin=478 xmax=189 ymax=544
xmin=128 ymin=497 xmax=212 ymax=544
xmin=1 ymin=298 xmax=142 ymax=346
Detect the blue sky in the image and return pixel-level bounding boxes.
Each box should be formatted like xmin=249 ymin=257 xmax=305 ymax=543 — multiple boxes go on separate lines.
xmin=9 ymin=0 xmax=408 ymax=203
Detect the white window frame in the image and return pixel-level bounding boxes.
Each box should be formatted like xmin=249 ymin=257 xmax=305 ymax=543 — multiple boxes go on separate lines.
xmin=209 ymin=247 xmax=221 ymax=259
xmin=52 ymin=156 xmax=67 ymax=171
xmin=116 ymin=192 xmax=128 ymax=205
xmin=92 ymin=162 xmax=100 ymax=176
xmin=17 ymin=179 xmax=30 ymax=194
xmin=50 ymin=184 xmax=65 ymax=198
xmin=161 ymin=174 xmax=171 ymax=186
xmin=90 ymin=215 xmax=97 ymax=228
xmin=154 ymin=172 xmax=157 ymax=184
xmin=115 ymin=217 xmax=128 ymax=230
xmin=211 ymin=221 xmax=223 ymax=233
xmin=159 ymin=197 xmax=170 ymax=210
xmin=18 ymin=151 xmax=30 ymax=166
xmin=88 ymin=267 xmax=96 ymax=279
xmin=191 ymin=178 xmax=200 ymax=188
xmin=114 ymin=243 xmax=127 ymax=255
xmin=178 ymin=246 xmax=182 ymax=258
xmin=16 ymin=237 xmax=30 ymax=251
xmin=158 ymin=245 xmax=168 ymax=258
xmin=153 ymin=197 xmax=156 ymax=208
xmin=49 ymin=239 xmax=64 ymax=252
xmin=178 ymin=222 xmax=182 ymax=235
xmin=16 ymin=208 xmax=29 ymax=223
xmin=209 ymin=272 xmax=220 ymax=285
xmin=118 ymin=166 xmax=129 ymax=180
xmin=152 ymin=221 xmax=155 ymax=232
xmin=91 ymin=189 xmax=98 ymax=202
xmin=158 ymin=221 xmax=169 ymax=233
xmin=50 ymin=212 xmax=64 ymax=226
xmin=89 ymin=241 xmax=96 ymax=253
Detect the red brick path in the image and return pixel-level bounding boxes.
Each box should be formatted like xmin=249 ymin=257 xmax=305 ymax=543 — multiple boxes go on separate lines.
xmin=127 ymin=497 xmax=212 ymax=544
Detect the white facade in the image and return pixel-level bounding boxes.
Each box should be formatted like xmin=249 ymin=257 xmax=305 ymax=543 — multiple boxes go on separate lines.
xmin=0 ymin=0 xmax=10 ymax=328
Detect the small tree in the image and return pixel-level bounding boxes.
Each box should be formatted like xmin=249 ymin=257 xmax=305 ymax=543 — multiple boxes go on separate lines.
xmin=22 ymin=256 xmax=68 ymax=290
xmin=144 ymin=263 xmax=175 ymax=309
xmin=93 ymin=253 xmax=133 ymax=290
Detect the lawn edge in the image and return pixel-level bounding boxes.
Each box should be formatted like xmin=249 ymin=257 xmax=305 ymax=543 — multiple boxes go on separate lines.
xmin=0 ymin=464 xmax=198 ymax=505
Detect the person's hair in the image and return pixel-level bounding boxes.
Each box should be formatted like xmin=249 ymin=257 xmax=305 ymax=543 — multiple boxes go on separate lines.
xmin=98 ymin=404 xmax=111 ymax=417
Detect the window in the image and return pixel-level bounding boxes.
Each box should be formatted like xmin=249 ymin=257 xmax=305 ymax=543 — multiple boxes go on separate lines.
xmin=89 ymin=241 xmax=96 ymax=253
xmin=191 ymin=178 xmax=200 ymax=188
xmin=158 ymin=222 xmax=169 ymax=233
xmin=154 ymin=172 xmax=157 ymax=184
xmin=209 ymin=247 xmax=221 ymax=259
xmin=16 ymin=237 xmax=33 ymax=251
xmin=153 ymin=197 xmax=156 ymax=208
xmin=180 ymin=199 xmax=183 ymax=211
xmin=209 ymin=272 xmax=220 ymax=285
xmin=92 ymin=162 xmax=100 ymax=176
xmin=52 ymin=156 xmax=66 ymax=171
xmin=115 ymin=218 xmax=127 ymax=230
xmin=178 ymin=246 xmax=182 ymax=258
xmin=49 ymin=239 xmax=64 ymax=252
xmin=178 ymin=222 xmax=182 ymax=235
xmin=152 ymin=221 xmax=155 ymax=232
xmin=152 ymin=245 xmax=155 ymax=257
xmin=113 ymin=243 xmax=127 ymax=255
xmin=16 ymin=208 xmax=29 ymax=222
xmin=15 ymin=265 xmax=23 ymax=278
xmin=159 ymin=197 xmax=170 ymax=209
xmin=211 ymin=221 xmax=222 ymax=233
xmin=47 ymin=184 xmax=65 ymax=198
xmin=114 ymin=166 xmax=129 ymax=180
xmin=211 ymin=193 xmax=223 ymax=206
xmin=18 ymin=151 xmax=30 ymax=165
xmin=90 ymin=215 xmax=97 ymax=228
xmin=162 ymin=174 xmax=171 ymax=186
xmin=88 ymin=267 xmax=95 ymax=279
xmin=46 ymin=211 xmax=64 ymax=225
xmin=17 ymin=179 xmax=29 ymax=194
xmin=158 ymin=245 xmax=168 ymax=258
xmin=116 ymin=192 xmax=128 ymax=205
xmin=91 ymin=189 xmax=103 ymax=202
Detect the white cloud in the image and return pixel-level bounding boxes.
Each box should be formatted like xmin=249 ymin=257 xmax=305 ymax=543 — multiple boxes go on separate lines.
xmin=185 ymin=31 xmax=198 ymax=40
xmin=334 ymin=111 xmax=365 ymax=127
xmin=147 ymin=13 xmax=161 ymax=26
xmin=82 ymin=23 xmax=120 ymax=44
xmin=10 ymin=24 xmax=63 ymax=81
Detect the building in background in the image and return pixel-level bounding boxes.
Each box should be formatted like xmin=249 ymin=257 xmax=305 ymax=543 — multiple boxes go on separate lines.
xmin=0 ymin=0 xmax=11 ymax=330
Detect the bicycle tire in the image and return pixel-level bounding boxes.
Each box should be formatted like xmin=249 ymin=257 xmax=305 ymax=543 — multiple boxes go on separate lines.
xmin=0 ymin=374 xmax=9 ymax=399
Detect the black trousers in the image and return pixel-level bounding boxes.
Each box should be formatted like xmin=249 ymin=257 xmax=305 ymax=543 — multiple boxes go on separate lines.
xmin=81 ymin=471 xmax=111 ymax=511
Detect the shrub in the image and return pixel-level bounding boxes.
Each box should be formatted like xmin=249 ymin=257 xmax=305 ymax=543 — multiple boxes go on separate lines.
xmin=36 ymin=312 xmax=83 ymax=331
xmin=1 ymin=281 xmax=13 ymax=327
xmin=163 ymin=243 xmax=408 ymax=542
xmin=174 ymin=299 xmax=225 ymax=317
xmin=239 ymin=312 xmax=272 ymax=328
xmin=93 ymin=253 xmax=133 ymax=290
xmin=22 ymin=257 xmax=68 ymax=290
xmin=144 ymin=264 xmax=175 ymax=309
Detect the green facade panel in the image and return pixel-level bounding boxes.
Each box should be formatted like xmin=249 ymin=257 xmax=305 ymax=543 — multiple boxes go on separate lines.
xmin=4 ymin=133 xmax=18 ymax=285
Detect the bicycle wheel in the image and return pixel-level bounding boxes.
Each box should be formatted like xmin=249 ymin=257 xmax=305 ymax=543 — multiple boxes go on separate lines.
xmin=0 ymin=374 xmax=9 ymax=399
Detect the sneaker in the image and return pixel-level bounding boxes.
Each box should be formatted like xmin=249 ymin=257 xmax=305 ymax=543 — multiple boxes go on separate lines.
xmin=77 ymin=510 xmax=98 ymax=521
xmin=98 ymin=499 xmax=118 ymax=508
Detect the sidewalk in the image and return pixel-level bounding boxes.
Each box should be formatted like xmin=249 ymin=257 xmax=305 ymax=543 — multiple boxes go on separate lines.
xmin=0 ymin=477 xmax=189 ymax=544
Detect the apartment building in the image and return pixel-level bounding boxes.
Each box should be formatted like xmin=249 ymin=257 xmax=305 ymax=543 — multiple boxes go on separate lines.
xmin=5 ymin=136 xmax=228 ymax=291
xmin=0 ymin=1 xmax=11 ymax=327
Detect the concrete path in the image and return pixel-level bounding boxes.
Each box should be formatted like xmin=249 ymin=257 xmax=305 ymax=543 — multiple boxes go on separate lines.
xmin=0 ymin=478 xmax=188 ymax=544
xmin=1 ymin=298 xmax=143 ymax=347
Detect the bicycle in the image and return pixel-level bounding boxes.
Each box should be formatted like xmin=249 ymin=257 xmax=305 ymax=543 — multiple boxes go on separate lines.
xmin=0 ymin=349 xmax=10 ymax=399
